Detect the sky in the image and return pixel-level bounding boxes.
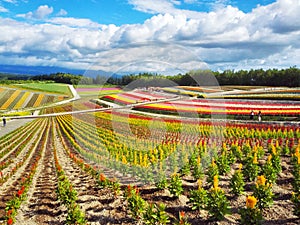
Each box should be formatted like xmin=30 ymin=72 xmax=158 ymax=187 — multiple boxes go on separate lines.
xmin=0 ymin=0 xmax=299 ymax=75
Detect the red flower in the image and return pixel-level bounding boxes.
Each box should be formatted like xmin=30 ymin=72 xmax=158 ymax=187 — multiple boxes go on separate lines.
xmin=7 ymin=209 xmax=13 ymax=217
xmin=17 ymin=189 xmax=23 ymax=197
xmin=7 ymin=217 xmax=13 ymax=225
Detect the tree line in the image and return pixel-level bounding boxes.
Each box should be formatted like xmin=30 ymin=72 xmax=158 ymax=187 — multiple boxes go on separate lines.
xmin=1 ymin=67 xmax=299 ymax=87
xmin=106 ymin=67 xmax=300 ymax=87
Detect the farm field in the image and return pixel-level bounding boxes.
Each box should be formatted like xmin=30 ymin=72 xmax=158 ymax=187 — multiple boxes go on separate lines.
xmin=0 ymin=83 xmax=71 ymax=113
xmin=0 ymin=85 xmax=299 ymax=225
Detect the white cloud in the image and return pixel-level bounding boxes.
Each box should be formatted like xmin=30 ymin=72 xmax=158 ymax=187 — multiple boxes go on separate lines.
xmin=57 ymin=9 xmax=67 ymax=16
xmin=2 ymin=0 xmax=17 ymax=3
xmin=17 ymin=5 xmax=53 ymax=20
xmin=0 ymin=6 xmax=9 ymax=12
xmin=0 ymin=0 xmax=299 ymax=73
xmin=48 ymin=17 xmax=101 ymax=28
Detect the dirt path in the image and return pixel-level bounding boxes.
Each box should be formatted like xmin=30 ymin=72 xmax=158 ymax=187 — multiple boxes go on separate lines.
xmin=14 ymin=121 xmax=66 ymax=225
xmin=54 ymin=123 xmax=133 ymax=225
xmin=0 ymin=118 xmax=34 ymax=138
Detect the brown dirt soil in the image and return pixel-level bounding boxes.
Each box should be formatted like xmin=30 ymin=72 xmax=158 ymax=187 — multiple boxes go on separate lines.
xmin=0 ymin=117 xmax=300 ymax=225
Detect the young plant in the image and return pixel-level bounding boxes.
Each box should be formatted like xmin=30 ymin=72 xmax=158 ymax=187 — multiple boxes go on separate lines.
xmin=156 ymin=173 xmax=168 ymax=190
xmin=191 ymin=156 xmax=204 ymax=180
xmin=270 ymin=146 xmax=282 ymax=174
xmin=174 ymin=211 xmax=191 ymax=225
xmin=291 ymin=191 xmax=300 ymax=218
xmin=66 ymin=203 xmax=87 ymax=225
xmin=206 ymin=158 xmax=219 ymax=187
xmin=215 ymin=152 xmax=230 ymax=175
xmin=143 ymin=203 xmax=170 ymax=225
xmin=188 ymin=180 xmax=208 ymax=211
xmin=125 ymin=185 xmax=147 ymax=219
xmin=261 ymin=155 xmax=277 ymax=184
xmin=243 ymin=153 xmax=260 ymax=182
xmin=207 ymin=175 xmax=230 ymax=220
xmin=168 ymin=173 xmax=183 ymax=198
xmin=229 ymin=164 xmax=245 ymax=195
xmin=253 ymin=175 xmax=273 ymax=210
xmin=291 ymin=150 xmax=300 ymax=193
xmin=239 ymin=195 xmax=263 ymax=225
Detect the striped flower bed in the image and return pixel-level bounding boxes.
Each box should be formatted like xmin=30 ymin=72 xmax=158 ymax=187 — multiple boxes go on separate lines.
xmin=13 ymin=92 xmax=31 ymax=110
xmin=0 ymin=87 xmax=70 ymax=111
xmin=0 ymin=90 xmax=22 ymax=110
xmin=135 ymin=99 xmax=300 ymax=116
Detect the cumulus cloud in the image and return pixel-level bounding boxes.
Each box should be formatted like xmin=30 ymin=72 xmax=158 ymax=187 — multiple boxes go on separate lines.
xmin=57 ymin=9 xmax=67 ymax=16
xmin=17 ymin=5 xmax=53 ymax=19
xmin=0 ymin=6 xmax=9 ymax=12
xmin=0 ymin=0 xmax=299 ymax=73
xmin=48 ymin=17 xmax=101 ymax=28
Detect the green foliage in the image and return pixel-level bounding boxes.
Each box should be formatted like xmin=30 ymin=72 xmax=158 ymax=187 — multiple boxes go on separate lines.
xmin=156 ymin=174 xmax=168 ymax=190
xmin=206 ymin=159 xmax=219 ymax=187
xmin=15 ymin=82 xmax=71 ymax=95
xmin=66 ymin=203 xmax=87 ymax=225
xmin=168 ymin=173 xmax=183 ymax=198
xmin=253 ymin=175 xmax=273 ymax=210
xmin=125 ymin=185 xmax=147 ymax=219
xmin=143 ymin=203 xmax=170 ymax=225
xmin=261 ymin=156 xmax=278 ymax=184
xmin=215 ymin=153 xmax=231 ymax=175
xmin=189 ymin=188 xmax=208 ymax=211
xmin=239 ymin=206 xmax=263 ymax=225
xmin=229 ymin=166 xmax=245 ymax=195
xmin=291 ymin=192 xmax=300 ymax=218
xmin=207 ymin=187 xmax=230 ymax=220
xmin=242 ymin=155 xmax=260 ymax=182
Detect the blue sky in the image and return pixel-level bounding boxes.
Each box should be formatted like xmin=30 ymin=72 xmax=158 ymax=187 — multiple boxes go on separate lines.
xmin=0 ymin=0 xmax=299 ymax=75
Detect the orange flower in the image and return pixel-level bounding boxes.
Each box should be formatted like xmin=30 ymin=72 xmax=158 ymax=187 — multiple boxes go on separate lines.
xmin=246 ymin=196 xmax=257 ymax=209
xmin=99 ymin=173 xmax=106 ymax=182
xmin=256 ymin=175 xmax=266 ymax=186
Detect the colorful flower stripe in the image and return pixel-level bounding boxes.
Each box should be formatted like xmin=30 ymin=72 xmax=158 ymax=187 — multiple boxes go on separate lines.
xmin=137 ymin=103 xmax=300 ymax=115
xmin=177 ymin=86 xmax=222 ymax=93
xmin=76 ymin=87 xmax=121 ymax=92
xmin=0 ymin=89 xmax=22 ymax=110
xmin=173 ymin=100 xmax=300 ymax=109
xmin=133 ymin=91 xmax=174 ymax=99
xmin=13 ymin=92 xmax=31 ymax=110
xmin=33 ymin=94 xmax=45 ymax=107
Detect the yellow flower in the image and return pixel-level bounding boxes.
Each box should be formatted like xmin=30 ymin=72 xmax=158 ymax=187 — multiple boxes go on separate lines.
xmin=198 ymin=179 xmax=202 ymax=190
xmin=213 ymin=175 xmax=219 ymax=190
xmin=253 ymin=153 xmax=258 ymax=164
xmin=238 ymin=163 xmax=243 ymax=171
xmin=256 ymin=175 xmax=266 ymax=186
xmin=211 ymin=158 xmax=216 ymax=167
xmin=267 ymin=154 xmax=272 ymax=162
xmin=246 ymin=196 xmax=257 ymax=209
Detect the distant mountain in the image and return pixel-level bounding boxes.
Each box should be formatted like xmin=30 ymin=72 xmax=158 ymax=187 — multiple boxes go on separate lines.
xmin=0 ymin=64 xmax=113 ymax=77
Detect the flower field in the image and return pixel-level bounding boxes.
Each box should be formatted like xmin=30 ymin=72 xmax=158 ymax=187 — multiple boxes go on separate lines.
xmin=0 ymin=87 xmax=69 ymax=112
xmin=0 ymin=105 xmax=300 ymax=224
xmin=100 ymin=90 xmax=300 ymax=117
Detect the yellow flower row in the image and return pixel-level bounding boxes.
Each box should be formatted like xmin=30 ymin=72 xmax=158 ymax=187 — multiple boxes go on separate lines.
xmin=0 ymin=90 xmax=21 ymax=110
xmin=13 ymin=92 xmax=31 ymax=110
xmin=33 ymin=94 xmax=45 ymax=107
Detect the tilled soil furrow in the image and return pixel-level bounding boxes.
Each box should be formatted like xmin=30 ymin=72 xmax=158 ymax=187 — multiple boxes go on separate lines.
xmin=0 ymin=121 xmax=48 ymax=221
xmin=54 ymin=128 xmax=133 ymax=225
xmin=15 ymin=120 xmax=66 ymax=225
